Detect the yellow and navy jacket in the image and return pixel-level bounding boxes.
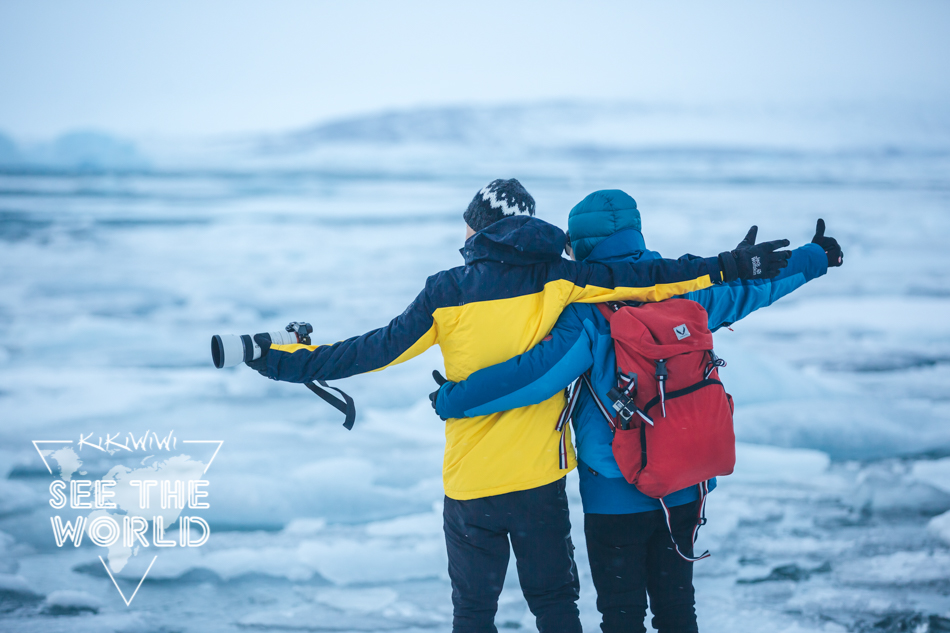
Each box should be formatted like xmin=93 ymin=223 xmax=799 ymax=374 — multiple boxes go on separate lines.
xmin=434 ymin=230 xmax=829 ymax=512
xmin=259 ymin=216 xmax=723 ymax=500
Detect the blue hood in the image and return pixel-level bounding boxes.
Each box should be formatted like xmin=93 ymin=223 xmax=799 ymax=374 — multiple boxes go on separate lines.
xmin=461 ymin=216 xmax=566 ymax=266
xmin=583 ymin=228 xmax=658 ymax=264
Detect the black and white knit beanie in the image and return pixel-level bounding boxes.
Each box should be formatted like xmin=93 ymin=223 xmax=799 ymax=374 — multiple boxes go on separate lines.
xmin=463 ymin=178 xmax=536 ymax=232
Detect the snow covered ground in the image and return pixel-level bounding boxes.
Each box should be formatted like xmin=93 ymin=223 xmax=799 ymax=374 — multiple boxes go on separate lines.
xmin=1 ymin=102 xmax=949 ymax=632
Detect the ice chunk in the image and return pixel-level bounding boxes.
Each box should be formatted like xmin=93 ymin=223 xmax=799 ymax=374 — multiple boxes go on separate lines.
xmin=711 ymin=337 xmax=827 ymax=405
xmin=296 ymin=538 xmax=447 ymax=585
xmin=43 ymin=589 xmax=102 ymax=615
xmin=911 ymin=458 xmax=950 ymax=495
xmin=0 ymin=573 xmax=38 ymax=596
xmin=836 ymin=550 xmax=950 ymax=584
xmin=0 ymin=479 xmax=40 ymax=516
xmin=928 ymin=510 xmax=950 ymax=546
xmin=732 ymin=443 xmax=830 ymax=483
xmin=856 ymin=466 xmax=950 ymax=515
xmin=365 ymin=507 xmax=442 ymax=537
xmin=293 ymin=457 xmax=377 ymax=489
xmin=735 ymin=397 xmax=950 ymax=461
xmin=0 ymin=531 xmax=16 ymax=574
xmin=282 ymin=518 xmax=327 ymax=536
xmin=736 ymin=561 xmax=832 ymax=583
xmin=313 ymin=587 xmax=398 ymax=613
xmin=865 ymin=480 xmax=950 ymax=515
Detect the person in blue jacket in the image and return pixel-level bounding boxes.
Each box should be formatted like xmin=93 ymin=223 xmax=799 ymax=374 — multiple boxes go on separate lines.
xmin=431 ymin=190 xmax=843 ymax=633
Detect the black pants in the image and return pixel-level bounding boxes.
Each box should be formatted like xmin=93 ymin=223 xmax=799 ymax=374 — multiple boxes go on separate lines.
xmin=584 ymin=501 xmax=701 ymax=633
xmin=443 ymin=478 xmax=582 ymax=633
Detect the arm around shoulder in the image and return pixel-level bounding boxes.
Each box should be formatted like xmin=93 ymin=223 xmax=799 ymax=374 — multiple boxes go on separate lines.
xmin=436 ymin=307 xmax=593 ymax=419
xmin=566 ymin=254 xmax=724 ymax=304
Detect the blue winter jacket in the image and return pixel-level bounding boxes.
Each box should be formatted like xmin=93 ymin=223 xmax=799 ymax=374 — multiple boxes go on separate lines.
xmin=436 ymin=229 xmax=829 ymax=514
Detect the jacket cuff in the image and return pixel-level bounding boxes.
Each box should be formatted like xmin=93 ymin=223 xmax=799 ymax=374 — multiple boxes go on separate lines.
xmin=800 ymin=243 xmax=829 ymax=280
xmin=717 ymin=252 xmax=738 ymax=283
xmin=435 ymin=382 xmax=467 ymax=419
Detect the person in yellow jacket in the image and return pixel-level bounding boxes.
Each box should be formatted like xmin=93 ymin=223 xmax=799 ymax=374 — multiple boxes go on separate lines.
xmin=247 ymin=179 xmax=790 ymax=633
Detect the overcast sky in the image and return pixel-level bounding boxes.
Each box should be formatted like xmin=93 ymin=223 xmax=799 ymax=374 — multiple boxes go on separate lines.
xmin=1 ymin=1 xmax=948 ymax=138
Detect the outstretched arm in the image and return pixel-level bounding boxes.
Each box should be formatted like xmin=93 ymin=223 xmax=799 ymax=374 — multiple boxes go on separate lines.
xmin=435 ymin=307 xmax=592 ymax=419
xmin=562 ymin=227 xmax=791 ymax=304
xmin=565 ymin=254 xmax=721 ymax=304
xmin=686 ymin=243 xmax=828 ymax=331
xmin=253 ymin=278 xmax=439 ymax=383
xmin=686 ymin=220 xmax=840 ymax=331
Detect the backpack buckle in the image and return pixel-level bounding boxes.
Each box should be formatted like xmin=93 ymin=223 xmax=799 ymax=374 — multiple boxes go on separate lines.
xmin=607 ymin=373 xmax=654 ymax=429
xmin=704 ymin=350 xmax=727 ymax=379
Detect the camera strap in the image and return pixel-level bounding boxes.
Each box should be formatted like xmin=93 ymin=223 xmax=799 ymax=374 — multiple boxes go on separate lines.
xmin=304 ymin=381 xmax=356 ymax=430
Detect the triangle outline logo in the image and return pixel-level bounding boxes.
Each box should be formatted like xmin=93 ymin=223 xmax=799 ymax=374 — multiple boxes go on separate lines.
xmin=99 ymin=555 xmax=158 ymax=606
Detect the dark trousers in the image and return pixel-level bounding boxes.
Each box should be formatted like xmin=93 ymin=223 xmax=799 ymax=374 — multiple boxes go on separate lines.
xmin=584 ymin=501 xmax=701 ymax=633
xmin=443 ymin=478 xmax=582 ymax=633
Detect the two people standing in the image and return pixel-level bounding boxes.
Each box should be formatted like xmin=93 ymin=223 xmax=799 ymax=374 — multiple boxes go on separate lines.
xmin=247 ymin=179 xmax=840 ymax=632
xmin=431 ymin=189 xmax=842 ymax=632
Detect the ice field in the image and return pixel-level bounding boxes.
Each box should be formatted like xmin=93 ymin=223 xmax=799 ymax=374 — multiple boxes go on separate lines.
xmin=1 ymin=102 xmax=949 ymax=632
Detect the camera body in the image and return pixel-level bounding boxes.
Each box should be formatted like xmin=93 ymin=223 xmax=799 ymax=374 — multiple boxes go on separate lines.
xmin=211 ymin=322 xmax=313 ymax=369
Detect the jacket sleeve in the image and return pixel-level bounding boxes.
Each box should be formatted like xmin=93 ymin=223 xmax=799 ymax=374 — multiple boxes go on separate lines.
xmin=435 ymin=307 xmax=592 ymax=419
xmin=683 ymin=243 xmax=827 ymax=331
xmin=260 ymin=277 xmax=439 ymax=383
xmin=565 ymin=254 xmax=722 ymax=304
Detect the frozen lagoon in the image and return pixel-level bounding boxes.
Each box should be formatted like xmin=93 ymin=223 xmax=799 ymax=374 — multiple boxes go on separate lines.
xmin=1 ymin=102 xmax=949 ymax=632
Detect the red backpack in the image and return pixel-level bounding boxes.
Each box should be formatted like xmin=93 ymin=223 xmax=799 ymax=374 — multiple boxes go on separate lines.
xmin=556 ymin=298 xmax=736 ymax=560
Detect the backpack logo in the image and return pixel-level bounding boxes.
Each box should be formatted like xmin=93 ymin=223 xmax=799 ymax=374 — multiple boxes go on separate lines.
xmin=674 ymin=324 xmax=691 ymax=340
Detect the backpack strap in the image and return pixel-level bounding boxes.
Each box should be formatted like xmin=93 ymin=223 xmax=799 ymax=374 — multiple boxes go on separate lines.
xmin=658 ymin=481 xmax=711 ymax=563
xmin=556 ymin=379 xmax=582 ymax=469
xmin=654 ymin=359 xmax=668 ymax=417
xmin=304 ymin=380 xmax=356 ymax=430
xmin=556 ymin=379 xmax=580 ymax=433
xmin=580 ymin=372 xmax=616 ymax=431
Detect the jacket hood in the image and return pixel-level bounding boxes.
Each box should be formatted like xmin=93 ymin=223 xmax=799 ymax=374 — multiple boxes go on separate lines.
xmin=461 ymin=215 xmax=566 ymax=266
xmin=584 ymin=228 xmax=658 ymax=264
xmin=568 ymin=190 xmax=643 ymax=262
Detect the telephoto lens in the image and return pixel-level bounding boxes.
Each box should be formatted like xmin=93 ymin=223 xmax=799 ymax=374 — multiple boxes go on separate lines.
xmin=211 ymin=322 xmax=313 ymax=369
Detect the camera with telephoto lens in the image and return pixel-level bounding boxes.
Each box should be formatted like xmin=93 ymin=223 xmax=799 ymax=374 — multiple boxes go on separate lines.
xmin=211 ymin=322 xmax=313 ymax=369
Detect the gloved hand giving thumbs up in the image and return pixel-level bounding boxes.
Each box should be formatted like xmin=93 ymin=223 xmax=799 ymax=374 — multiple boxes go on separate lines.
xmin=811 ymin=219 xmax=843 ymax=267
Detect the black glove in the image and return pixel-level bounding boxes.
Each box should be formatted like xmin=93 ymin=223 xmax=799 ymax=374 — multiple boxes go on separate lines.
xmin=429 ymin=370 xmax=448 ymax=420
xmin=811 ymin=218 xmax=843 ymax=267
xmin=718 ymin=226 xmax=791 ymax=282
xmin=245 ymin=333 xmax=272 ymax=377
